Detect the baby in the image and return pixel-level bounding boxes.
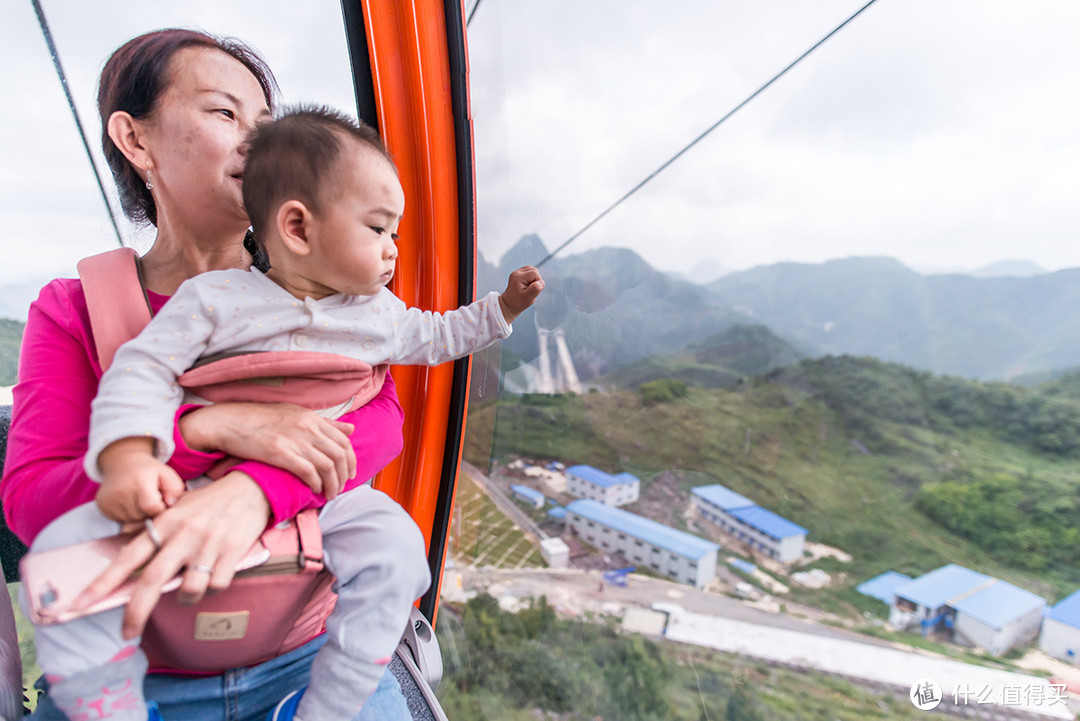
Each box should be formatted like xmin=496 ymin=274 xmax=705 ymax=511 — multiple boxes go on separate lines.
xmin=30 ymin=106 xmax=543 ymax=721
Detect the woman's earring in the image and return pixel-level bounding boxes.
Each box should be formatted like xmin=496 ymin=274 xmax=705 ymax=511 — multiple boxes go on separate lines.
xmin=145 ymin=162 xmax=153 ymax=191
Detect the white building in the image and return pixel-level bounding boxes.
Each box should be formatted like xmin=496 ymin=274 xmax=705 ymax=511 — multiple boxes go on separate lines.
xmin=539 ymin=537 xmax=570 ymax=568
xmin=889 ymin=564 xmax=1046 ymax=656
xmin=690 ymin=484 xmax=807 ymax=562
xmin=566 ymin=465 xmax=640 ymax=507
xmin=565 ymin=499 xmax=718 ymax=588
xmin=510 ymin=484 xmax=545 ymax=510
xmin=1041 ymin=589 xmax=1080 ymax=663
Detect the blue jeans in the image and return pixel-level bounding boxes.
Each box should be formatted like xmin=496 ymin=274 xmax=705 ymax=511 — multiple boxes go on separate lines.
xmin=29 ymin=634 xmax=412 ymax=721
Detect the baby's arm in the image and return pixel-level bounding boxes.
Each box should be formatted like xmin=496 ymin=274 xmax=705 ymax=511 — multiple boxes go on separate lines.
xmin=389 ymin=266 xmax=545 ymax=366
xmin=95 ymin=437 xmax=185 ymax=521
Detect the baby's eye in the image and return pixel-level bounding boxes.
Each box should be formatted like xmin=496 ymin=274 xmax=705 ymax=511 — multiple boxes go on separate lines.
xmin=391 ymin=233 xmax=400 ymax=243
xmin=370 ymin=226 xmax=386 ymax=235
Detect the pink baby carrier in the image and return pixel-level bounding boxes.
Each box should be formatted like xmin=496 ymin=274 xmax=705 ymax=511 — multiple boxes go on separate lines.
xmin=78 ymin=248 xmax=388 ymax=672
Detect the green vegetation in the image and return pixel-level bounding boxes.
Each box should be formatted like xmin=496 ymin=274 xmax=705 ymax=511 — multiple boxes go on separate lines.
xmin=0 ymin=319 xmax=23 ymax=387
xmin=638 ymin=378 xmax=688 ymax=404
xmin=917 ymin=473 xmax=1080 ymax=573
xmin=465 ymin=354 xmax=1080 ymax=604
xmin=9 ymin=584 xmax=41 ymax=713
xmin=436 ymin=592 xmax=927 ymax=720
xmin=451 ymin=473 xmax=544 ymax=569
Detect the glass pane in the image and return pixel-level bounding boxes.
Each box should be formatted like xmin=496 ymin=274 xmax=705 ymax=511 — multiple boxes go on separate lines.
xmin=1 ymin=0 xmax=359 ymax=403
xmin=0 ymin=1 xmax=357 ymax=321
xmin=450 ymin=1 xmax=1080 ymax=719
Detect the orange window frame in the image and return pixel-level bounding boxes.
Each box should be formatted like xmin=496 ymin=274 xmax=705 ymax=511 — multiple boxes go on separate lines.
xmin=345 ymin=0 xmax=475 ymax=624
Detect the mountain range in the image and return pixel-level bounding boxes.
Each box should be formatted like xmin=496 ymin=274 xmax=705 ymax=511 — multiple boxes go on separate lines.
xmin=481 ymin=237 xmax=1080 ymax=382
xmin=0 ymin=242 xmax=1075 ymax=387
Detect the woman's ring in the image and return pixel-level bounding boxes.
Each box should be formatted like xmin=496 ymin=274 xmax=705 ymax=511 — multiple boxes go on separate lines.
xmin=144 ymin=518 xmax=163 ymax=549
xmin=191 ymin=564 xmax=214 ymax=574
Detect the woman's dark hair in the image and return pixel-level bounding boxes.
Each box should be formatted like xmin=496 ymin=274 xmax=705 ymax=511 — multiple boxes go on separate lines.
xmin=97 ymin=29 xmax=279 ymax=226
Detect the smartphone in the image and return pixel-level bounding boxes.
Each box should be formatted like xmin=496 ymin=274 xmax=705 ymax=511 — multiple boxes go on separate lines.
xmin=20 ymin=533 xmax=271 ymax=626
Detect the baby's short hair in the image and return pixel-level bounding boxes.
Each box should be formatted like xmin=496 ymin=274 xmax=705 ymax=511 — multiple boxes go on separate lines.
xmin=243 ymin=105 xmax=395 ymax=246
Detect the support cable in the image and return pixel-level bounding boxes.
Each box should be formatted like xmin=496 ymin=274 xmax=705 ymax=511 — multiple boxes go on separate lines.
xmin=536 ymin=0 xmax=881 ymax=267
xmin=32 ymin=0 xmax=125 ymax=247
xmin=466 ymin=0 xmax=483 ymax=28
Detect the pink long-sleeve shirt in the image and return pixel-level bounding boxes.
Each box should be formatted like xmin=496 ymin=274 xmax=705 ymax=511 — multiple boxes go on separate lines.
xmin=1 ymin=277 xmax=405 ymax=546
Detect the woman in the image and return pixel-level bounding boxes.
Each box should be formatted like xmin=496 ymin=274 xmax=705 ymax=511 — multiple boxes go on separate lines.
xmin=1 ymin=29 xmax=413 ymax=720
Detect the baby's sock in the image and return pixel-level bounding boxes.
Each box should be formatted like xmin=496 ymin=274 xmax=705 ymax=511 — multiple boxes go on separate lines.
xmin=48 ymin=647 xmax=150 ymax=721
xmin=294 ymin=641 xmax=389 ymax=720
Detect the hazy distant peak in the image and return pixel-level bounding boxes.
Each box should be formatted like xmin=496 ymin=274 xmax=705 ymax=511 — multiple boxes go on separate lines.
xmin=499 ymin=234 xmax=551 ymax=270
xmin=684 ymin=257 xmax=731 ymax=285
xmin=970 ymin=260 xmax=1047 ymax=278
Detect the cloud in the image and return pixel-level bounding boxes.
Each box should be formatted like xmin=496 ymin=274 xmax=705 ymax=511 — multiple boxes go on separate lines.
xmin=469 ymin=0 xmax=1080 ymax=274
xmin=3 ymin=0 xmax=1078 ymax=297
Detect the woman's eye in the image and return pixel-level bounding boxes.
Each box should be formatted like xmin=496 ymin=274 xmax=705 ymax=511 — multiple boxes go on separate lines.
xmin=216 ymin=109 xmax=235 ymax=119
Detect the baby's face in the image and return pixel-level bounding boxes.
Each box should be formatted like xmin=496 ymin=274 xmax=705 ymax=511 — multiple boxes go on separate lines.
xmin=305 ymin=141 xmax=405 ymax=297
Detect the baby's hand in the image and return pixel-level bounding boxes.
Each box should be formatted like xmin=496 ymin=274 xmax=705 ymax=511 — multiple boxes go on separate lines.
xmin=95 ymin=438 xmax=185 ymax=522
xmin=499 ymin=266 xmax=545 ymax=324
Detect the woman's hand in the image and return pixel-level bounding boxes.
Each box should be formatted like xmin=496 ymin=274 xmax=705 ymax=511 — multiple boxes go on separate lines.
xmin=75 ymin=471 xmax=271 ymax=640
xmin=179 ymin=402 xmax=356 ymax=499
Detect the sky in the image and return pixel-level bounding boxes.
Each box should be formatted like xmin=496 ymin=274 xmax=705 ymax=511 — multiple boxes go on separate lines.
xmin=1 ymin=0 xmax=1078 ymax=314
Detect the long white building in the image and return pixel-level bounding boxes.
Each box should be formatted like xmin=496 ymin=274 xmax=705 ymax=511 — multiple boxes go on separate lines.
xmin=566 ymin=499 xmax=718 ymax=588
xmin=566 ymin=465 xmax=640 ymax=507
xmin=690 ymin=484 xmax=807 ymax=562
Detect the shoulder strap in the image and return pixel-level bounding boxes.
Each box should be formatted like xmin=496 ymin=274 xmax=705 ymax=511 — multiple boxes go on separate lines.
xmin=77 ymin=247 xmax=153 ymax=371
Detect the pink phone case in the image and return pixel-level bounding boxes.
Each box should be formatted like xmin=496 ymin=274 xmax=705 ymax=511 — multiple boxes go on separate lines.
xmin=20 ymin=533 xmax=271 ymax=626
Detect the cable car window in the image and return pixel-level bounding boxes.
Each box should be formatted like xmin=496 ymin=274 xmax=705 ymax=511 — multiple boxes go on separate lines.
xmin=446 ymin=1 xmax=1080 ymax=719
xmin=2 ymin=1 xmax=1079 ymax=719
xmin=0 ymin=1 xmax=359 ymax=325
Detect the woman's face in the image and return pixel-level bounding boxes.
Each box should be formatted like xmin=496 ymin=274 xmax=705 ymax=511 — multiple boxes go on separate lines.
xmin=141 ymin=46 xmax=271 ymax=236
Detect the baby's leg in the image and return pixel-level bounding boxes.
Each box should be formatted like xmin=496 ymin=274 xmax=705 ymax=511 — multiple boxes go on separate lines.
xmin=294 ymin=485 xmax=431 ymax=720
xmin=23 ymin=502 xmax=150 ymax=721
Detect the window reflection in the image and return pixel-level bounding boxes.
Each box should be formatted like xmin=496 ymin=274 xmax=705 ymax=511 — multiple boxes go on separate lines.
xmin=451 ymin=1 xmax=1080 ymax=718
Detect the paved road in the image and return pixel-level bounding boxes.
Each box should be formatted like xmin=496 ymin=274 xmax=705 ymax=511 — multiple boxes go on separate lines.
xmin=448 ymin=567 xmax=1075 ymax=719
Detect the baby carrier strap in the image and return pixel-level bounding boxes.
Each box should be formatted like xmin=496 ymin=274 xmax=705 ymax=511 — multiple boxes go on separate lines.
xmin=77 ymin=248 xmax=152 ymax=371
xmin=180 ymin=351 xmax=389 ymax=413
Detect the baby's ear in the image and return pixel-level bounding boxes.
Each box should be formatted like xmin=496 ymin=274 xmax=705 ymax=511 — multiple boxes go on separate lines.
xmin=277 ymin=200 xmax=313 ymax=256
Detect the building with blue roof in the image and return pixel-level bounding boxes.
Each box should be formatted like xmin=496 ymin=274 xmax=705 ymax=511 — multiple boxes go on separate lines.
xmin=856 ymin=571 xmax=912 ymax=605
xmin=510 ymin=484 xmax=545 ymax=509
xmin=1040 ymin=589 xmax=1080 ymax=662
xmin=889 ymin=564 xmax=1046 ymax=656
xmin=566 ymin=465 xmax=640 ymax=507
xmin=952 ymin=580 xmax=1045 ymax=656
xmin=566 ymin=499 xmax=718 ymax=588
xmin=690 ymin=484 xmax=807 ymax=562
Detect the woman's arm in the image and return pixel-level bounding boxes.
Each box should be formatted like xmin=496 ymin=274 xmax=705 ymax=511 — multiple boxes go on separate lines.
xmin=1 ymin=282 xmax=99 ymax=544
xmin=0 ymin=281 xmax=223 ymax=545
xmin=228 ymin=372 xmax=404 ymax=525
